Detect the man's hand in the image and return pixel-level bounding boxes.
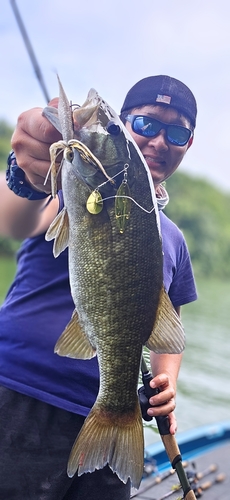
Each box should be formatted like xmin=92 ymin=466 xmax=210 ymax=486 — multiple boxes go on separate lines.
xmin=11 ymin=98 xmax=62 ymax=194
xmin=147 ymin=373 xmax=177 ymax=435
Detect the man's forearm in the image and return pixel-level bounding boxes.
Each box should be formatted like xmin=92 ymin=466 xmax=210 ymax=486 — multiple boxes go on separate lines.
xmin=150 ymin=352 xmax=183 ymax=390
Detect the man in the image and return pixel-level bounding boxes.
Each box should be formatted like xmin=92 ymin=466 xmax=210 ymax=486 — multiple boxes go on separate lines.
xmin=0 ymin=75 xmax=197 ymax=499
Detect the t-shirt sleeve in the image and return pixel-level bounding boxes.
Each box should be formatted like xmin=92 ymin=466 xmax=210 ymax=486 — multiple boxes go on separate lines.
xmin=161 ymin=212 xmax=197 ymax=308
xmin=167 ymin=238 xmax=198 ymax=307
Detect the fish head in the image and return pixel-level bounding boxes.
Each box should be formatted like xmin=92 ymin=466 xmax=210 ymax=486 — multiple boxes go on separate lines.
xmin=70 ymin=88 xmax=139 ymax=194
xmin=43 ymin=78 xmax=157 ymax=224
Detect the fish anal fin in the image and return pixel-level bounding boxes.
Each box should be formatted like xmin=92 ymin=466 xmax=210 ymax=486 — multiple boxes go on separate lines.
xmin=67 ymin=400 xmax=144 ymax=489
xmin=45 ymin=207 xmax=69 ymax=257
xmin=145 ymin=286 xmax=185 ymax=354
xmin=55 ymin=310 xmax=96 ymax=359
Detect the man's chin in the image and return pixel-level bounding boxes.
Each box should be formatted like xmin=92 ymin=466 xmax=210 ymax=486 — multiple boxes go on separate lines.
xmin=149 ymin=170 xmax=166 ymax=185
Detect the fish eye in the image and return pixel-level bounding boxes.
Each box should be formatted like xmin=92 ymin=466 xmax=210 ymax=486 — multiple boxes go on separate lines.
xmin=106 ymin=121 xmax=121 ymax=136
xmin=64 ymin=148 xmax=74 ymax=163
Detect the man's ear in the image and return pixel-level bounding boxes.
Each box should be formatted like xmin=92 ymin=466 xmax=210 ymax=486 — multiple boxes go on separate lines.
xmin=187 ymin=135 xmax=194 ymax=149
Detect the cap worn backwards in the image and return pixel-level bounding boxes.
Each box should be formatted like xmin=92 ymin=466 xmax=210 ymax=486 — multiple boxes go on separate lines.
xmin=120 ymin=75 xmax=197 ymax=127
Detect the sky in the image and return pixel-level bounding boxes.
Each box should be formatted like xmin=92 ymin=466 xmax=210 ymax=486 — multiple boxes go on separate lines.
xmin=1 ymin=0 xmax=230 ymax=192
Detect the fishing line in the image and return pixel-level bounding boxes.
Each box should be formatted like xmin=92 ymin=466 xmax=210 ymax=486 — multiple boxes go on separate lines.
xmin=90 ymin=164 xmax=155 ymax=215
xmin=90 ymin=163 xmax=130 ymax=191
xmin=94 ymin=193 xmax=155 ymax=215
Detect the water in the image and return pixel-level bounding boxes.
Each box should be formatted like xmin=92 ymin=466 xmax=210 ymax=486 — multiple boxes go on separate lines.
xmin=144 ymin=278 xmax=230 ymax=446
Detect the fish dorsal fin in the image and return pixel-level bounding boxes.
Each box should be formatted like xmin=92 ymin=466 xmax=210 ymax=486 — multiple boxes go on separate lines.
xmin=45 ymin=207 xmax=69 ymax=257
xmin=54 ymin=310 xmax=96 ymax=359
xmin=145 ymin=286 xmax=185 ymax=354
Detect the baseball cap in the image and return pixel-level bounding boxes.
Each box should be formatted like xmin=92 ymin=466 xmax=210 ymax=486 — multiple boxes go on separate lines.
xmin=120 ymin=75 xmax=197 ymax=127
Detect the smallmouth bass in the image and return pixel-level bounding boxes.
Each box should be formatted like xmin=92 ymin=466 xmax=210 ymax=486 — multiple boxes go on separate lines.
xmin=43 ymin=77 xmax=185 ymax=489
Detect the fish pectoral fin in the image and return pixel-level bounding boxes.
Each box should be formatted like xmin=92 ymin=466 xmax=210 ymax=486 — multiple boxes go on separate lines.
xmin=45 ymin=207 xmax=69 ymax=257
xmin=145 ymin=286 xmax=185 ymax=354
xmin=67 ymin=399 xmax=144 ymax=490
xmin=54 ymin=310 xmax=96 ymax=359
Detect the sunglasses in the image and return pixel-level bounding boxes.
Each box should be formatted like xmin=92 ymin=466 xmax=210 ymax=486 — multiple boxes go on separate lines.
xmin=126 ymin=115 xmax=192 ymax=146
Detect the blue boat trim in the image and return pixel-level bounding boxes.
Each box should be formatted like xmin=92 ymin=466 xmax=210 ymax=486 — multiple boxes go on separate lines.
xmin=132 ymin=421 xmax=230 ymax=499
xmin=144 ymin=420 xmax=230 ymax=474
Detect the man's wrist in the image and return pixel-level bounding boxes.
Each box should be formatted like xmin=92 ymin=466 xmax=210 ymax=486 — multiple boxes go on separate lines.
xmin=6 ymin=151 xmax=50 ymax=201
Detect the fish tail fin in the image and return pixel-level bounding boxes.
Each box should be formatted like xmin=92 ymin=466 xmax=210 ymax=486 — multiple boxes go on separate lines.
xmin=67 ymin=400 xmax=144 ymax=489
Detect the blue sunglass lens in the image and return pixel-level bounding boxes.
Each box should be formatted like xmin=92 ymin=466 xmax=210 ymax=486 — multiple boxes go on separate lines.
xmin=133 ymin=117 xmax=160 ymax=137
xmin=167 ymin=125 xmax=191 ymax=146
xmin=129 ymin=116 xmax=191 ymax=146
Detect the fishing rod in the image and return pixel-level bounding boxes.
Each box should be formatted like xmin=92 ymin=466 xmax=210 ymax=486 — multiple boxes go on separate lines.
xmin=10 ymin=0 xmax=50 ymax=103
xmin=159 ymin=472 xmax=226 ymax=499
xmin=158 ymin=463 xmax=220 ymax=499
xmin=140 ymin=356 xmax=196 ymax=500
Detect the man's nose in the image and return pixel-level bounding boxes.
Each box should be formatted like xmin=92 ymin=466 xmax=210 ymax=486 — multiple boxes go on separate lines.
xmin=147 ymin=129 xmax=169 ymax=151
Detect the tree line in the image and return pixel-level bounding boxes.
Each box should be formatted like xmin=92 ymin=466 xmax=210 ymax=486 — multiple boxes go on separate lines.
xmin=164 ymin=172 xmax=230 ymax=279
xmin=1 ymin=120 xmax=230 ymax=279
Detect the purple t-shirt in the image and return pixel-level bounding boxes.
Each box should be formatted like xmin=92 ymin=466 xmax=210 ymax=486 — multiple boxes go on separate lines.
xmin=0 ymin=206 xmax=197 ymax=416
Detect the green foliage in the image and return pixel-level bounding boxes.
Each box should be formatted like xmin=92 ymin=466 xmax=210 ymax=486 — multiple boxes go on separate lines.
xmin=0 ymin=120 xmax=21 ymax=257
xmin=164 ymin=172 xmax=230 ymax=279
xmin=0 ymin=120 xmax=13 ymax=171
xmin=0 ymin=237 xmax=20 ymax=257
xmin=0 ymin=257 xmax=17 ymax=304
